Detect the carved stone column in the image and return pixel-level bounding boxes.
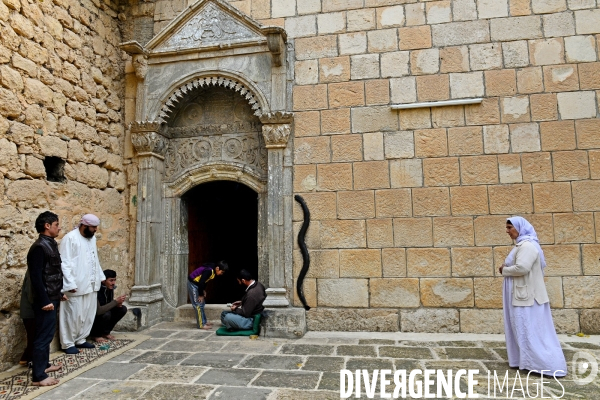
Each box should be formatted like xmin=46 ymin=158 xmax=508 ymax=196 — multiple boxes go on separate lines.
xmin=130 ymin=121 xmax=167 ymax=327
xmin=260 ymin=112 xmax=293 ymax=307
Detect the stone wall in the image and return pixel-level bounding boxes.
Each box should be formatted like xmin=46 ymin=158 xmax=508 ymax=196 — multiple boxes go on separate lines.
xmin=132 ymin=0 xmax=600 ymax=335
xmin=0 ymin=0 xmax=130 ymax=370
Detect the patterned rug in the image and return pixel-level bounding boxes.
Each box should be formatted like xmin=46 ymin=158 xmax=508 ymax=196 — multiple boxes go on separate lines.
xmin=0 ymin=335 xmax=148 ymax=400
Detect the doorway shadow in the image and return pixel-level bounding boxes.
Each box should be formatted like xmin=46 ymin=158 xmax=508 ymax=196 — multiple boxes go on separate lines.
xmin=183 ymin=180 xmax=258 ymax=304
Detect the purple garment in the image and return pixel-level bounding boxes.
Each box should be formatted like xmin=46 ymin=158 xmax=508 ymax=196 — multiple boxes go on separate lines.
xmin=189 ymin=265 xmax=213 ymax=281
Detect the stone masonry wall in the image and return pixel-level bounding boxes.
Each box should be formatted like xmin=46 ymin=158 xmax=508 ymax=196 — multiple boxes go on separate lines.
xmin=0 ymin=0 xmax=131 ymax=370
xmin=138 ymin=0 xmax=600 ymax=335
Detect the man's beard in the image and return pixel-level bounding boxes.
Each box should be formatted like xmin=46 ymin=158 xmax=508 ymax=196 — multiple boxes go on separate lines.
xmin=83 ymin=226 xmax=95 ymax=238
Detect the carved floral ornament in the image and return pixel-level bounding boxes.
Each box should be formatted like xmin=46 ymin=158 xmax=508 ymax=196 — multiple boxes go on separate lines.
xmin=158 ymin=76 xmax=262 ymax=123
xmin=130 ymin=121 xmax=168 ymax=156
xmin=259 ymin=112 xmax=293 ymax=149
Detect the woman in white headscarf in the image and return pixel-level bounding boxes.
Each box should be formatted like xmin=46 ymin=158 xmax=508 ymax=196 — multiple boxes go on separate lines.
xmin=500 ymin=216 xmax=567 ymax=377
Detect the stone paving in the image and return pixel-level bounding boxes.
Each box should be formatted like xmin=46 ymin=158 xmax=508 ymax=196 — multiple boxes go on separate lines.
xmin=36 ymin=321 xmax=600 ymax=399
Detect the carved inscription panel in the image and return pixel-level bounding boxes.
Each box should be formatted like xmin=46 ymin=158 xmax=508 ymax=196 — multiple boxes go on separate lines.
xmin=156 ymin=2 xmax=261 ymax=52
xmin=164 ymin=86 xmax=266 ymax=180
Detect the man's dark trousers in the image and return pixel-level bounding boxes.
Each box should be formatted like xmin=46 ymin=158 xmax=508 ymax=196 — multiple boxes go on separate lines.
xmin=32 ymin=300 xmax=59 ymax=382
xmin=90 ymin=306 xmax=127 ymax=337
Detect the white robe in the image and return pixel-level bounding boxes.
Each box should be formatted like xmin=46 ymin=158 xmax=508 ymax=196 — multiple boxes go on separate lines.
xmin=59 ymin=229 xmax=106 ymax=349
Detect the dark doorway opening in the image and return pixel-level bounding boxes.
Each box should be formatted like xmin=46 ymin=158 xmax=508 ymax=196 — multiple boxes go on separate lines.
xmin=184 ymin=181 xmax=258 ymax=304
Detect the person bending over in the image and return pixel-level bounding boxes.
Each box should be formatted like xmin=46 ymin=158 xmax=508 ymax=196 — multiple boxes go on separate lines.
xmin=188 ymin=261 xmax=228 ymax=329
xmin=220 ymin=269 xmax=266 ymax=331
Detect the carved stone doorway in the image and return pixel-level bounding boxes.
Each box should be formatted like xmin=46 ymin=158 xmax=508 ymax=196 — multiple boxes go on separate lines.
xmin=184 ymin=180 xmax=258 ymax=304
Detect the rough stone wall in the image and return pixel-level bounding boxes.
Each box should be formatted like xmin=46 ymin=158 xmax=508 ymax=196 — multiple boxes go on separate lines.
xmin=0 ymin=0 xmax=130 ymax=370
xmin=133 ymin=0 xmax=600 ymax=335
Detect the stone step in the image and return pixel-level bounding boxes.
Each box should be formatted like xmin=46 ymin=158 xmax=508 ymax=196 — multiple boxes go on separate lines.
xmin=175 ymin=303 xmax=228 ymax=323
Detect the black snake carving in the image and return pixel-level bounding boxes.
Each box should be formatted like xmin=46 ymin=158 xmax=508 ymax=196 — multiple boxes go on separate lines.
xmin=294 ymin=195 xmax=311 ymax=311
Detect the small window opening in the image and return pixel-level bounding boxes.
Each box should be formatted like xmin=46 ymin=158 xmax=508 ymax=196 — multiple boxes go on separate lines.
xmin=43 ymin=157 xmax=66 ymax=183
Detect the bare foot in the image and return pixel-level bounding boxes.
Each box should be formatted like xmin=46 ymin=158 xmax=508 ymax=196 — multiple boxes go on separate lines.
xmin=102 ymin=334 xmax=116 ymax=341
xmin=32 ymin=377 xmax=60 ymax=386
xmin=200 ymin=326 xmax=212 ymax=330
xmin=45 ymin=364 xmax=62 ymax=373
xmin=205 ymin=323 xmax=214 ymax=327
xmin=92 ymin=337 xmax=107 ymax=343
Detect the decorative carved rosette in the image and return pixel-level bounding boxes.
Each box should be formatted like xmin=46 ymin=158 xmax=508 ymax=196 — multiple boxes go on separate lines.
xmin=130 ymin=121 xmax=168 ymax=156
xmin=261 ymin=124 xmax=291 ymax=149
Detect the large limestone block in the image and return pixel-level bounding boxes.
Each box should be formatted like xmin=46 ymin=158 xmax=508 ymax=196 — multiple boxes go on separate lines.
xmin=474 ymin=215 xmax=513 ymax=246
xmin=292 ymin=192 xmax=337 ymax=221
xmin=319 ymin=220 xmax=366 ymax=248
xmin=339 ymin=249 xmax=382 ymax=277
xmin=331 ymin=134 xmax=362 ymax=162
xmin=421 ymin=278 xmax=474 ymax=307
xmin=450 ymin=186 xmax=489 ymax=215
xmin=293 ymin=249 xmax=339 ymax=279
xmin=293 ymin=85 xmax=328 ymax=111
xmin=490 ymin=16 xmax=542 ymax=41
xmin=6 ymin=179 xmax=49 ymax=206
xmin=390 ymin=159 xmax=423 ymax=188
xmin=317 ymin=279 xmax=369 ymax=307
xmin=401 ymin=309 xmax=459 ymax=333
xmin=488 ymin=184 xmax=533 ymax=215
xmin=366 ymin=218 xmax=393 ymax=248
xmin=542 ymin=245 xmax=581 ymax=276
xmin=337 ymin=190 xmax=375 ymax=219
xmin=431 ymin=20 xmax=489 ymax=47
xmin=433 ymin=217 xmax=474 ymax=247
xmin=262 ymin=308 xmax=307 ymax=339
xmin=294 ymin=136 xmax=331 ymax=164
xmin=580 ymin=309 xmax=600 ymax=334
xmin=353 ymin=160 xmax=390 ymax=190
xmin=575 ymin=119 xmax=600 ymax=149
xmin=452 ymin=247 xmax=494 ymax=277
xmin=87 ymin=164 xmax=109 ymax=189
xmin=412 ymin=187 xmax=450 ymax=216
xmin=551 ymin=309 xmax=579 ymax=334
xmin=423 ymin=158 xmax=459 ymax=187
xmin=572 ymin=181 xmax=600 ymax=212
xmin=582 ymin=244 xmax=600 ymax=275
xmin=407 ymin=248 xmax=450 ymax=277
xmin=557 ymin=91 xmax=597 ymax=119
xmin=448 ymin=126 xmax=483 ymax=156
xmin=94 ymin=188 xmax=124 ymax=215
xmin=460 ymin=309 xmax=504 ymax=333
xmin=370 ymin=278 xmax=420 ymax=308
xmin=37 ymin=135 xmax=68 ymax=158
xmin=563 ymin=276 xmax=600 ymax=308
xmin=532 ymin=182 xmax=572 ymax=212
xmin=460 ymin=155 xmax=499 ymax=185
xmin=474 ymin=277 xmax=503 ymax=308
xmin=25 ymin=155 xmax=46 ymax=178
xmin=0 ymin=88 xmax=21 ymax=117
xmin=0 ymin=137 xmax=18 ymax=170
xmin=393 ymin=217 xmax=433 ymax=247
xmin=545 ymin=277 xmax=564 ymax=308
xmin=351 ymin=106 xmax=398 ymax=133
xmin=375 ymin=189 xmax=411 ymax=218
xmin=329 ymin=81 xmax=365 ymax=108
xmin=307 ymin=308 xmax=398 ymax=332
xmin=382 ymin=248 xmax=406 ymax=277
xmin=384 ymin=131 xmax=414 ymax=159
xmin=554 ymin=213 xmax=595 ymax=244
xmin=317 ymin=163 xmax=352 ymax=191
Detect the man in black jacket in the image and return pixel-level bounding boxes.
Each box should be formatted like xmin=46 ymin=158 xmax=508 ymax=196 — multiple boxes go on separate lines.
xmin=220 ymin=269 xmax=266 ymax=331
xmin=27 ymin=211 xmax=66 ymax=386
xmin=90 ymin=269 xmax=127 ymax=342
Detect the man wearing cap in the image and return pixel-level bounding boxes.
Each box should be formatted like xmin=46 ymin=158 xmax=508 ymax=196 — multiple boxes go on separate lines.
xmin=58 ymin=214 xmax=106 ymax=354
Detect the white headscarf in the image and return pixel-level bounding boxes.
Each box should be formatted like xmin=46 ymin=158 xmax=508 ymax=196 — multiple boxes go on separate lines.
xmin=79 ymin=214 xmax=100 ymax=227
xmin=504 ymin=216 xmax=546 ymax=273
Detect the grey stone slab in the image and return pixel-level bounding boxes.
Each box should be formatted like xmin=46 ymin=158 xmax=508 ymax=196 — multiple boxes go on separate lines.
xmin=220 ymin=340 xmax=282 ymax=354
xmin=491 ymin=348 xmax=508 ymax=360
xmin=302 ymin=356 xmax=345 ymax=372
xmin=36 ymin=378 xmax=99 ymax=400
xmin=378 ymin=346 xmax=434 ymax=359
xmin=171 ymin=330 xmax=214 ymax=340
xmin=269 ymin=389 xmax=342 ymax=400
xmin=252 ymin=371 xmax=320 ymax=389
xmin=78 ymin=362 xmax=147 ymax=380
xmin=153 ymin=321 xmax=199 ymax=330
xmin=128 ymin=365 xmax=207 ymax=383
xmin=158 ymin=340 xmax=225 ymax=352
xmin=318 ymin=372 xmax=340 ymax=391
xmin=279 ymin=344 xmax=335 ymax=356
xmin=436 ymin=340 xmax=479 ymax=347
xmin=240 ymin=355 xmax=303 ymax=370
xmin=134 ymin=338 xmax=169 ymax=350
xmin=142 ymin=383 xmax=214 ymax=399
xmin=130 ymin=351 xmax=193 ymax=365
xmin=336 ymin=345 xmax=377 ymax=357
xmin=110 ymin=349 xmax=147 ymax=362
xmin=208 ymin=386 xmax=272 ymax=400
xmin=195 ymin=368 xmax=260 ymax=386
xmin=440 ymin=347 xmax=496 ymax=360
xmin=180 ymin=352 xmax=246 ymax=368
xmin=147 ymin=330 xmax=177 ymax=338
xmin=358 ymin=339 xmax=396 ymax=345
xmin=73 ymin=380 xmax=156 ymax=399
xmin=565 ymin=342 xmax=600 ymax=350
xmin=423 ymin=360 xmax=486 ymax=371
xmin=393 ymin=359 xmax=421 ymax=371
xmin=327 ymin=338 xmax=359 ymax=345
xmin=346 ymin=357 xmax=394 ymax=371
xmin=482 ymin=341 xmax=506 ymax=348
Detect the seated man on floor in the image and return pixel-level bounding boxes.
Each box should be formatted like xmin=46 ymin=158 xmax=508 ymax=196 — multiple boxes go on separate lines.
xmin=90 ymin=269 xmax=127 ymax=342
xmin=221 ymin=269 xmax=266 ymax=331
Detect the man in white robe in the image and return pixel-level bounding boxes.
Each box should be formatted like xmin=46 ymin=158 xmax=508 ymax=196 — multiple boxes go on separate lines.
xmin=59 ymin=214 xmax=106 ymax=354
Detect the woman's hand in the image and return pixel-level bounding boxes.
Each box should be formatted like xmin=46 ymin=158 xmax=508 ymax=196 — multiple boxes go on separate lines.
xmin=499 ymin=263 xmax=507 ymax=275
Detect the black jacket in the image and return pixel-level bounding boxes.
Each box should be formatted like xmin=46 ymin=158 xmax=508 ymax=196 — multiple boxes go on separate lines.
xmin=233 ymin=281 xmax=267 ymax=318
xmin=96 ymin=285 xmax=118 ymax=315
xmin=26 ymin=234 xmax=63 ymax=304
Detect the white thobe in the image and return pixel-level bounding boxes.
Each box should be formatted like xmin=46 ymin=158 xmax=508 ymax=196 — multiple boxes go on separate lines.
xmin=59 ymin=229 xmax=106 ymax=349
